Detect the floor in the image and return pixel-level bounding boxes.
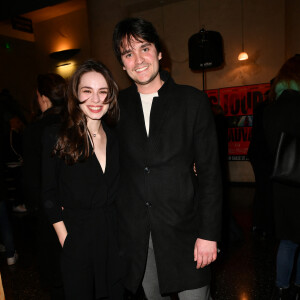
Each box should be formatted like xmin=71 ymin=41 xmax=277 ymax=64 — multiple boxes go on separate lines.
xmin=211 ymin=185 xmax=276 ymax=300
xmin=0 ymin=185 xmax=278 ymax=300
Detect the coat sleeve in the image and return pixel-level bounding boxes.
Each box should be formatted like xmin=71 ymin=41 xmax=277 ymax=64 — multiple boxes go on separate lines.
xmin=41 ymin=125 xmax=62 ymax=224
xmin=193 ymin=91 xmax=223 ymax=242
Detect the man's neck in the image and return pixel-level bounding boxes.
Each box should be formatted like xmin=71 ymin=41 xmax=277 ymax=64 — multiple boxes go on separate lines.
xmin=136 ymin=74 xmax=164 ymax=94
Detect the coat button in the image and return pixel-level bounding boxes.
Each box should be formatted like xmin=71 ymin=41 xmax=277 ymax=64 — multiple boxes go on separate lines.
xmin=144 ymin=167 xmax=150 ymax=174
xmin=145 ymin=201 xmax=152 ymax=207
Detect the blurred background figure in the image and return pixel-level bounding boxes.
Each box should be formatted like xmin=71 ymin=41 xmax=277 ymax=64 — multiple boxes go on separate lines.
xmin=248 ymin=80 xmax=274 ymax=240
xmin=0 ymin=89 xmax=26 ymax=214
xmin=22 ymin=73 xmax=67 ymax=300
xmin=22 ymin=74 xmax=66 ymax=212
xmin=0 ymin=192 xmax=17 ymax=266
xmin=0 ymin=92 xmax=18 ymax=266
xmin=263 ymin=54 xmax=300 ymax=300
xmin=211 ymin=104 xmax=243 ymax=250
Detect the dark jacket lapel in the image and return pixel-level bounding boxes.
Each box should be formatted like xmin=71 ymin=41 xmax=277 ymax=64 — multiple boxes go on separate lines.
xmin=124 ymin=85 xmax=148 ymax=141
xmin=148 ymin=71 xmax=173 ymax=140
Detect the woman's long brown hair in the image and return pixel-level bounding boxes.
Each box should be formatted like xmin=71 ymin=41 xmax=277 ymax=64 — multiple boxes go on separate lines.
xmin=54 ymin=60 xmax=119 ymax=164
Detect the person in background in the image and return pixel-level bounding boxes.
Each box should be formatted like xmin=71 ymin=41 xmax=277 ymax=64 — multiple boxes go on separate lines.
xmin=0 ymin=90 xmax=19 ymax=265
xmin=22 ymin=73 xmax=67 ymax=299
xmin=0 ymin=89 xmax=27 ymax=213
xmin=113 ymin=18 xmax=222 ymax=300
xmin=23 ymin=73 xmax=66 ymax=212
xmin=211 ymin=104 xmax=243 ymax=249
xmin=248 ymin=80 xmax=274 ymax=241
xmin=0 ymin=125 xmax=18 ymax=266
xmin=263 ymin=55 xmax=300 ymax=300
xmin=42 ymin=60 xmax=124 ymax=300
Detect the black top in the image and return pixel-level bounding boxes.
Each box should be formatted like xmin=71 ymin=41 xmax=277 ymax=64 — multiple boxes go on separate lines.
xmin=22 ymin=108 xmax=61 ymax=209
xmin=41 ymin=122 xmax=122 ymax=298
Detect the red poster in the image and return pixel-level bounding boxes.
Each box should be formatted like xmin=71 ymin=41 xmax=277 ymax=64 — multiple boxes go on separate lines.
xmin=219 ymin=83 xmax=270 ymax=161
xmin=205 ymin=89 xmax=219 ymax=105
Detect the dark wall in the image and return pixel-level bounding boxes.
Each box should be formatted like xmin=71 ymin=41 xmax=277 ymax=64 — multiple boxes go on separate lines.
xmin=0 ymin=35 xmax=38 ymax=119
xmin=0 ymin=0 xmax=66 ymax=21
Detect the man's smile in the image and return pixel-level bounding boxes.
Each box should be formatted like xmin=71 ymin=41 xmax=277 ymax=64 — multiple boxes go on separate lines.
xmin=135 ymin=65 xmax=149 ymax=72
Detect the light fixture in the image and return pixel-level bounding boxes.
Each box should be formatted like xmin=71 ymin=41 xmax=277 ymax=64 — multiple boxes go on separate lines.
xmin=238 ymin=0 xmax=248 ymax=61
xmin=49 ymin=48 xmax=80 ymax=60
xmin=238 ymin=52 xmax=248 ymax=61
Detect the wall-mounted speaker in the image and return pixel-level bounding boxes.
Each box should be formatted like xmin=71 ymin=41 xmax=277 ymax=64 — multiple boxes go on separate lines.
xmin=188 ymin=29 xmax=224 ymax=70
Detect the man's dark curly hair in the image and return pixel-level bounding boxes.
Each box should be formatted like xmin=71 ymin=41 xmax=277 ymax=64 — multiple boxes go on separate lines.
xmin=113 ymin=17 xmax=162 ymax=65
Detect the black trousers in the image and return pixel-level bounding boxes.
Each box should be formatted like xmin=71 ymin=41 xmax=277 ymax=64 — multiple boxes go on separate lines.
xmin=61 ymin=257 xmax=124 ymax=300
xmin=37 ymin=214 xmax=65 ymax=300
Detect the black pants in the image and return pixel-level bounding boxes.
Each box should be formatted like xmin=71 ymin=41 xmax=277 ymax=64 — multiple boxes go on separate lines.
xmin=61 ymin=258 xmax=124 ymax=300
xmin=37 ymin=214 xmax=65 ymax=300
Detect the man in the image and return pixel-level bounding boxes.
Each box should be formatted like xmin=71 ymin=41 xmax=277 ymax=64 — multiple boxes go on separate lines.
xmin=113 ymin=18 xmax=222 ymax=300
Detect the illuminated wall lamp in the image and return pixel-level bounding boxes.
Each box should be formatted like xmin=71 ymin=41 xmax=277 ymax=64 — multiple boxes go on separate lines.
xmin=238 ymin=52 xmax=248 ymax=61
xmin=49 ymin=48 xmax=80 ymax=66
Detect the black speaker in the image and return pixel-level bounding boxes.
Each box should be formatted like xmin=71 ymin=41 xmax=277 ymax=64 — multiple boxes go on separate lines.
xmin=188 ymin=29 xmax=224 ymax=70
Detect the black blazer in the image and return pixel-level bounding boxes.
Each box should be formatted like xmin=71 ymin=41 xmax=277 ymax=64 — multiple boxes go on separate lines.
xmin=22 ymin=109 xmax=61 ymax=210
xmin=41 ymin=122 xmax=122 ymax=298
xmin=263 ymin=89 xmax=300 ymax=243
xmin=116 ymin=71 xmax=223 ymax=294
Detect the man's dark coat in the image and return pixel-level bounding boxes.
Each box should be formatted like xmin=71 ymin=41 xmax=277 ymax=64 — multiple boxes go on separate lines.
xmin=116 ymin=71 xmax=222 ymax=294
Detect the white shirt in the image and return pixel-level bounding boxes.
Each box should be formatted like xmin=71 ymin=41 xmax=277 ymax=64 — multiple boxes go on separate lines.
xmin=139 ymin=92 xmax=158 ymax=136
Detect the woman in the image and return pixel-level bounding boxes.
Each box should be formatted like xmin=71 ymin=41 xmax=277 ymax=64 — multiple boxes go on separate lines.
xmin=42 ymin=60 xmax=123 ymax=300
xmin=23 ymin=73 xmax=67 ymax=299
xmin=264 ymin=55 xmax=300 ymax=300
